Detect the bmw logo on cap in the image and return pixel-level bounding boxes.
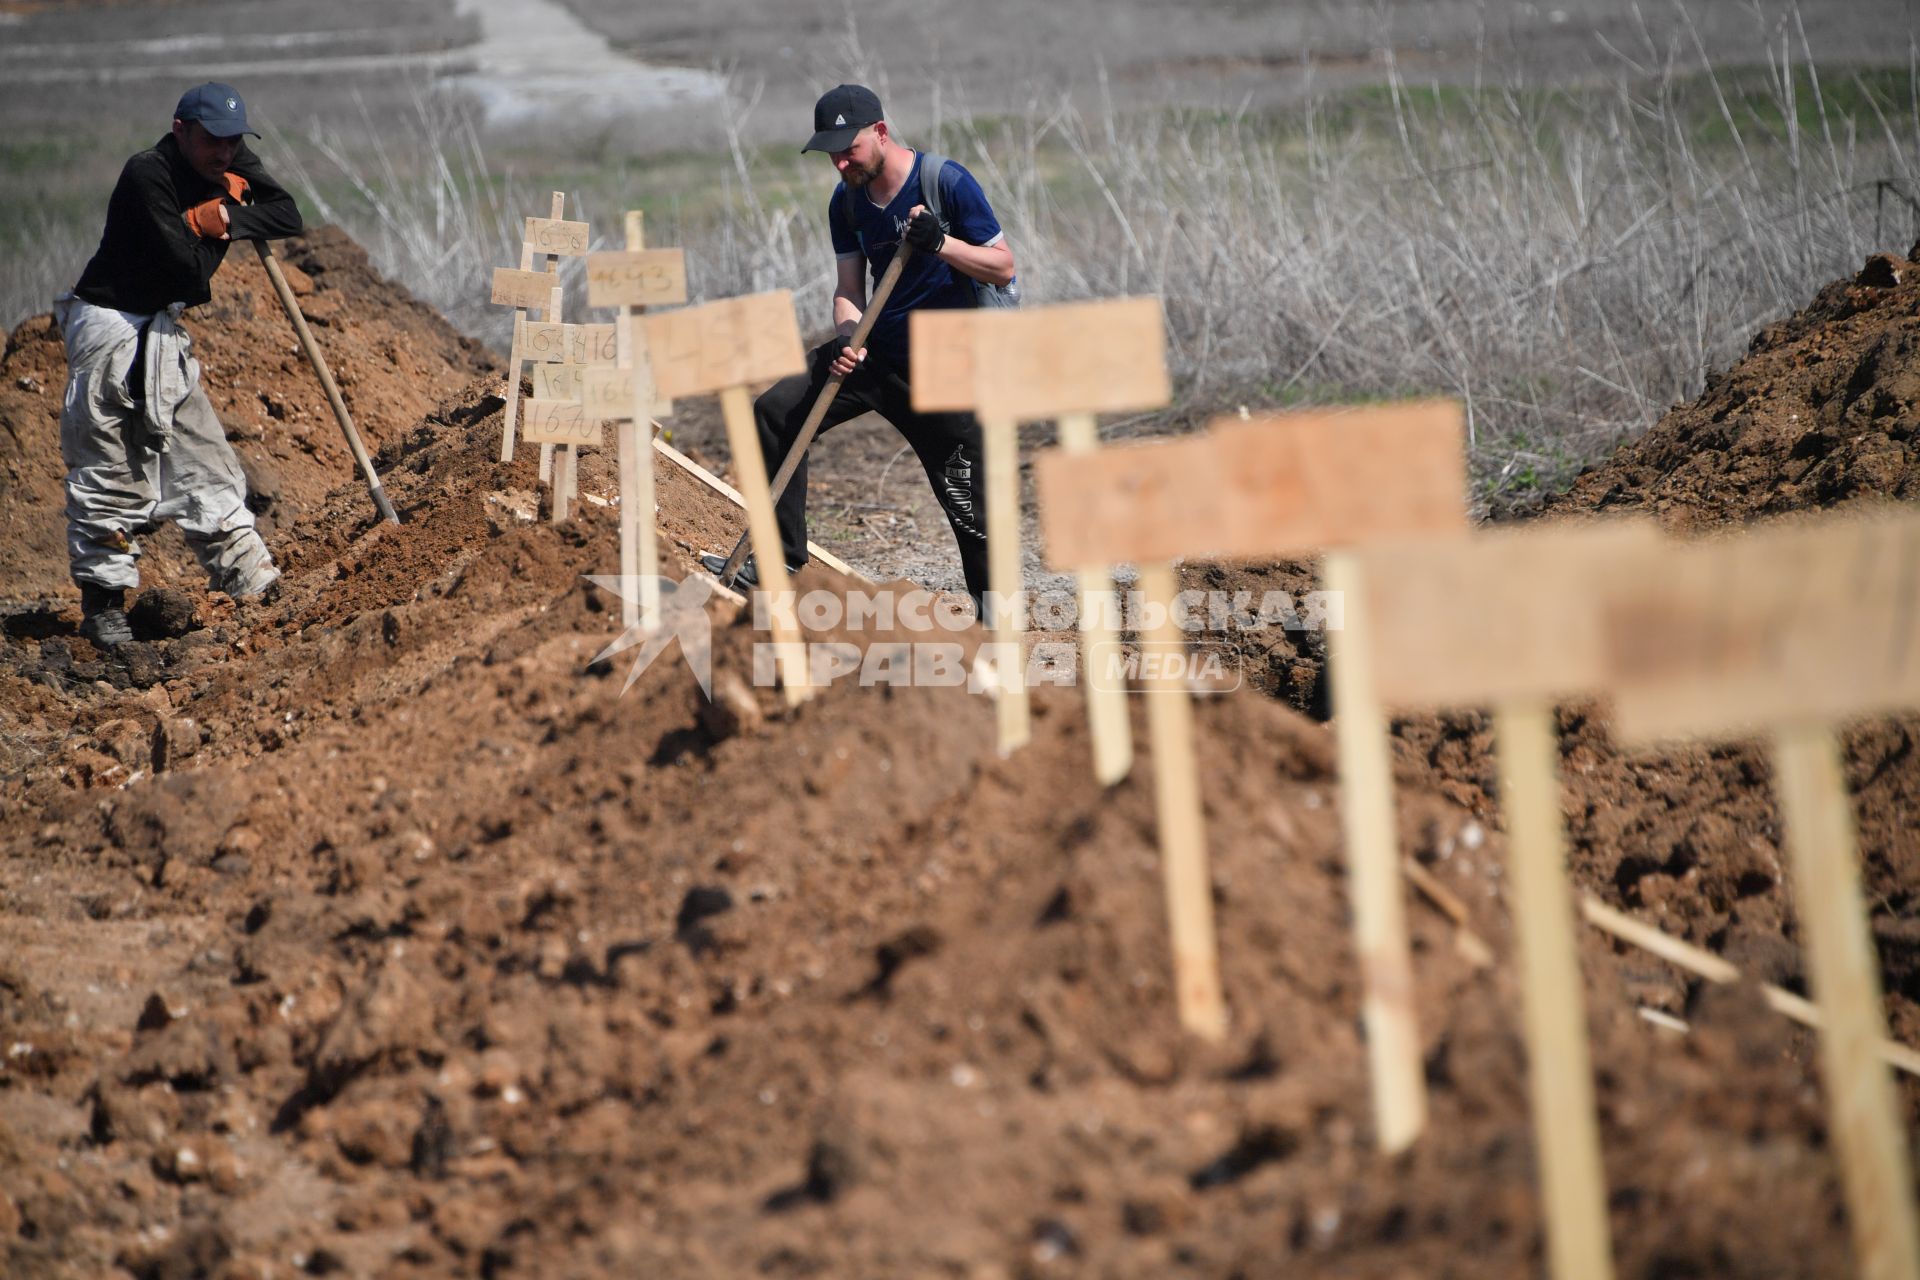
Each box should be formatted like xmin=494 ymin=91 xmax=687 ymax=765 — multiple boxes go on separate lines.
xmin=174 ymin=81 xmax=260 ymax=138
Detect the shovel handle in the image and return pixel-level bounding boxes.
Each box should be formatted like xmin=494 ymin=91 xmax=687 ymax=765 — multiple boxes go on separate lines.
xmin=712 ymin=241 xmax=917 ymax=586
xmin=253 ymin=239 xmax=400 ymax=525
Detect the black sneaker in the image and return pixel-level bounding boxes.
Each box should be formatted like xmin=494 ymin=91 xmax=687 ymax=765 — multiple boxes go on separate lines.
xmin=79 ymin=584 xmax=134 ymax=649
xmin=699 ymin=552 xmax=806 ymax=589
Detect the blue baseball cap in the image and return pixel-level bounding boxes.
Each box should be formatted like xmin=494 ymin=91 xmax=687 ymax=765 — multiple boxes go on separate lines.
xmin=174 ymin=83 xmax=258 ymax=138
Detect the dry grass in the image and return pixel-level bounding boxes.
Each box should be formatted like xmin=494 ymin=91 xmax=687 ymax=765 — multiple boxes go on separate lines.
xmin=9 ymin=8 xmax=1920 ymax=506
xmin=266 ymin=21 xmax=1920 ymax=503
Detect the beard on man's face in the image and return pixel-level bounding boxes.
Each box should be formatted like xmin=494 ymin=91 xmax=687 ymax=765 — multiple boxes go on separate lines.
xmin=840 ymin=152 xmax=884 ymax=187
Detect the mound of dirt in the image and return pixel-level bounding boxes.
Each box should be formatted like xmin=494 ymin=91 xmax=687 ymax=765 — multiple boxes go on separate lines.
xmin=1551 ymin=249 xmax=1920 ymax=527
xmin=1190 ymin=248 xmax=1920 ymax=1063
xmin=0 ymin=227 xmax=1912 ymax=1278
xmin=1380 ymin=249 xmax=1920 ymax=1033
xmin=0 ymin=226 xmax=497 ymax=605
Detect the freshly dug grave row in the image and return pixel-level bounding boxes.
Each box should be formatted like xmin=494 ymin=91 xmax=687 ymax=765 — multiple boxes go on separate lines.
xmin=0 ymin=453 xmax=1863 ymax=1276
xmin=1391 ymin=249 xmax=1920 ymax=1041
xmin=1185 ymin=249 xmax=1920 ymax=1048
xmin=0 ymin=230 xmax=1907 ymax=1278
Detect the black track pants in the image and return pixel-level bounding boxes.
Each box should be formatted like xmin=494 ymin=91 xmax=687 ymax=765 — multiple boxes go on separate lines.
xmin=752 ymin=339 xmax=989 ymax=602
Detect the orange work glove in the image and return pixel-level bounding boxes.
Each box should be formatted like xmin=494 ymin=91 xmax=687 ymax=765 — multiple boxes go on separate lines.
xmin=183 ymin=197 xmax=228 ymax=239
xmin=223 ymin=171 xmax=251 ymax=204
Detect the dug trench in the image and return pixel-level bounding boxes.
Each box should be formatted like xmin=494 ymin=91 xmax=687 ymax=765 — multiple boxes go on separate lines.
xmin=0 ymin=230 xmax=1913 ymax=1277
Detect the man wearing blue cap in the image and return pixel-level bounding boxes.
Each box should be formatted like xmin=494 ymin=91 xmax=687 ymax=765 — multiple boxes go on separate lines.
xmin=56 ymin=82 xmax=303 ymax=648
xmin=705 ymin=84 xmax=1016 ymax=609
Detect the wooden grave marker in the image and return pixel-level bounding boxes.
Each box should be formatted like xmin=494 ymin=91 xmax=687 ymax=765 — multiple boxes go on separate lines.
xmin=584 ymin=214 xmax=685 ymax=633
xmin=519 ymin=316 xmax=624 ymax=508
xmin=1349 ymin=519 xmax=1668 ymax=1280
xmin=912 ymin=297 xmax=1169 ymax=767
xmin=488 ymin=193 xmax=592 ymax=515
xmin=1032 ymin=402 xmax=1465 ymax=1102
xmin=489 ymin=194 xmax=571 ymax=463
xmin=641 ymin=291 xmax=811 ymax=705
xmin=1597 ymin=511 xmax=1920 ymax=1280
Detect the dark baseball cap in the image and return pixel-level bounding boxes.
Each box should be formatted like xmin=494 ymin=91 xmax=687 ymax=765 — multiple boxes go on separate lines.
xmin=174 ymin=82 xmax=258 ymax=138
xmin=803 ymin=84 xmax=883 ymax=153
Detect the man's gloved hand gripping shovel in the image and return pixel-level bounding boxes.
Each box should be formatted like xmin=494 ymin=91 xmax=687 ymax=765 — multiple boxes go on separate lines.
xmin=709 ymin=241 xmax=915 ymax=588
xmin=252 ymin=239 xmax=401 ymax=525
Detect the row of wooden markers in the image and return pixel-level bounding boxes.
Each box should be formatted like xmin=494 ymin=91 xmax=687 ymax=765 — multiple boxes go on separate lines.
xmin=488 ymin=214 xmax=1918 ymax=1278
xmin=918 ymin=297 xmax=1917 ymax=1280
xmin=486 ymin=193 xmax=813 ymax=700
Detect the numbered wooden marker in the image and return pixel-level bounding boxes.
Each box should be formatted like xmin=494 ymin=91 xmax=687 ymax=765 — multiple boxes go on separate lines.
xmin=1599 ymin=511 xmax=1920 ymax=1280
xmin=1036 ymin=403 xmax=1463 ymax=1135
xmin=487 ymin=195 xmax=576 ymax=506
xmin=532 ymin=364 xmax=585 ymax=402
xmin=521 ymin=398 xmax=603 ymax=447
xmin=912 ymin=298 xmax=1171 ymax=764
xmin=1350 ymin=520 xmax=1669 ymax=1280
xmin=522 ymin=322 xmax=620 ymax=366
xmin=586 ymin=248 xmax=690 ymax=309
xmin=583 ymin=366 xmax=672 ymax=421
xmin=524 ymin=216 xmax=590 ymax=256
xmin=491 ymin=195 xmax=560 ymax=466
xmin=642 ymin=291 xmax=810 ymax=704
xmin=490 ymin=267 xmax=556 ymax=311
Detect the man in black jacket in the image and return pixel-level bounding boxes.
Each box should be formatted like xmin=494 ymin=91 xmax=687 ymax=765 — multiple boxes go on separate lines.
xmin=58 ymin=82 xmax=303 ymax=647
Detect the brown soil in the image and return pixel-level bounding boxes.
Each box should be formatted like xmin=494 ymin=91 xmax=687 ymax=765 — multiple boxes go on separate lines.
xmin=0 ymin=235 xmax=1914 ymax=1278
xmin=1548 ymin=249 xmax=1920 ymax=528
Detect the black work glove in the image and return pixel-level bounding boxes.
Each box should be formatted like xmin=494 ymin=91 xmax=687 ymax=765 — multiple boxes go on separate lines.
xmin=903 ymin=208 xmax=946 ymax=255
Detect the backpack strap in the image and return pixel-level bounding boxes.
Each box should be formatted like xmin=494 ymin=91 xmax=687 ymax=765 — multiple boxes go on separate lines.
xmin=917 ymin=151 xmax=951 ymax=227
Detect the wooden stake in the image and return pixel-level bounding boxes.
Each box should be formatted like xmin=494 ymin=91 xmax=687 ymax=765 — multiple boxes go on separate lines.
xmin=915 ymin=300 xmax=1174 ymax=763
xmin=498 ymin=243 xmax=535 ymax=463
xmin=1137 ymin=562 xmax=1227 ymax=1042
xmin=1323 ymin=549 xmax=1426 ymax=1154
xmin=1056 ymin=412 xmax=1131 ymax=785
xmin=1772 ymin=723 xmax=1920 ymax=1280
xmin=615 ymin=411 xmax=641 ymax=631
xmin=1031 ymin=402 xmax=1469 ymax=1064
xmin=1580 ymin=896 xmax=1920 ymax=1078
xmin=616 ymin=209 xmax=662 ymax=632
xmin=1402 ymin=857 xmax=1495 ymax=969
xmin=1493 ymin=700 xmax=1615 ymax=1280
xmin=539 ymin=192 xmax=565 ymax=496
xmin=720 ymin=384 xmax=809 ymax=707
xmin=983 ymin=414 xmax=1029 ymax=754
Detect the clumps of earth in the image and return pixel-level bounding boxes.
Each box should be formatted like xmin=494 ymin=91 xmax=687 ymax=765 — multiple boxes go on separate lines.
xmin=0 ymin=232 xmax=1916 ymax=1277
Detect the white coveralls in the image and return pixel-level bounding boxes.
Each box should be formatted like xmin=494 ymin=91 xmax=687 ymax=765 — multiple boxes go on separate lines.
xmin=55 ymin=292 xmax=277 ymax=596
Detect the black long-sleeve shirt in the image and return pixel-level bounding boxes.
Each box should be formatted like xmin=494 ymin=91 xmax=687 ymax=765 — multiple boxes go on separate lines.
xmin=74 ymin=132 xmax=304 ymax=315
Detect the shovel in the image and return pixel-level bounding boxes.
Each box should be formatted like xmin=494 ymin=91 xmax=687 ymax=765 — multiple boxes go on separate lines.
xmin=252 ymin=239 xmax=400 ymax=525
xmin=709 ymin=241 xmax=915 ymax=587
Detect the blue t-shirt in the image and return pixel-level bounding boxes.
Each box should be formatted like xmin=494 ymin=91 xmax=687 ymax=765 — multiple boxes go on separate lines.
xmin=829 ymin=151 xmax=1005 ymax=372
